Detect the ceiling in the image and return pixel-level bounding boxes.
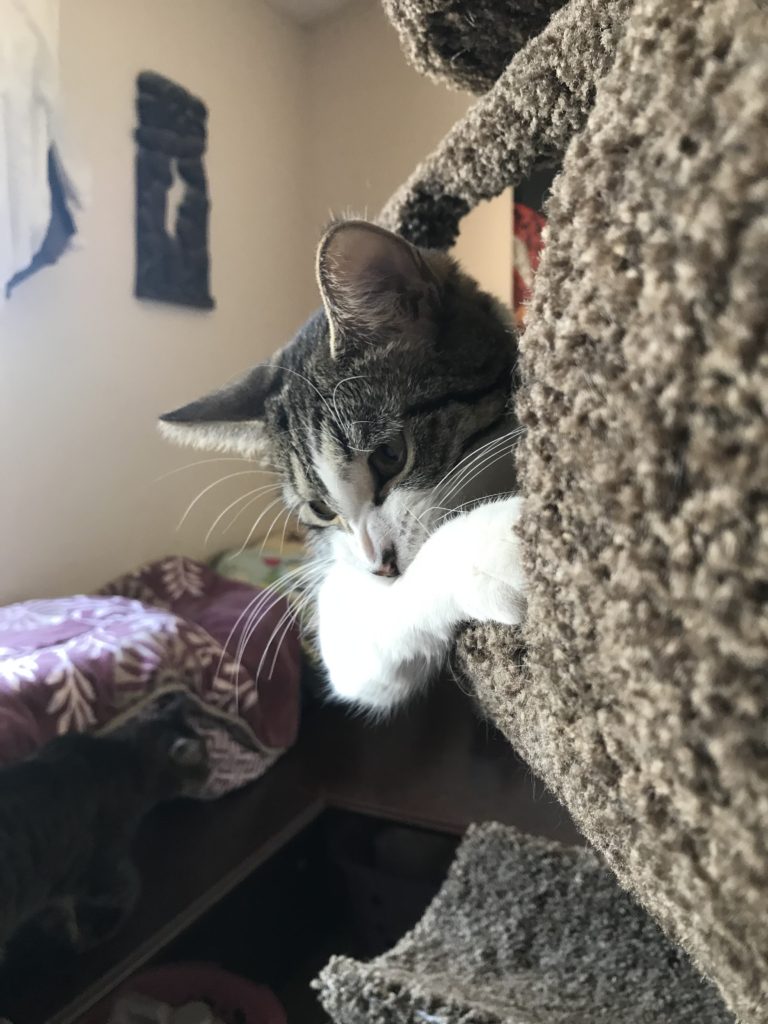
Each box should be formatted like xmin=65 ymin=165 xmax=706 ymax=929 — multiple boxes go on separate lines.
xmin=264 ymin=0 xmax=360 ymax=25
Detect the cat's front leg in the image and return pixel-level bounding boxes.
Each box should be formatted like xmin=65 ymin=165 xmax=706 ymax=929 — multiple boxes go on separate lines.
xmin=414 ymin=496 xmax=527 ymax=627
xmin=317 ymin=497 xmax=525 ymax=712
xmin=317 ymin=560 xmax=449 ymax=712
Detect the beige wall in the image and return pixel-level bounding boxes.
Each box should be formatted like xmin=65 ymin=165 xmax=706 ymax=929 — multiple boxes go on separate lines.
xmin=306 ymin=0 xmax=511 ymax=303
xmin=0 ymin=0 xmax=315 ymax=603
xmin=1 ymin=0 xmax=511 ymax=603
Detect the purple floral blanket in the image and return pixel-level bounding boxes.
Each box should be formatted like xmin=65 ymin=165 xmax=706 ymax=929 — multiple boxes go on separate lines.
xmin=0 ymin=557 xmax=302 ymax=796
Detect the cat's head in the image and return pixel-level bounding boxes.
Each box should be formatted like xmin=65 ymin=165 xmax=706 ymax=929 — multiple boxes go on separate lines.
xmin=115 ymin=694 xmax=210 ymax=799
xmin=160 ymin=221 xmax=517 ymax=575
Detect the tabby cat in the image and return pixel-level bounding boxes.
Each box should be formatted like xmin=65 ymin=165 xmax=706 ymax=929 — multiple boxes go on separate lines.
xmin=160 ymin=222 xmax=525 ymax=711
xmin=0 ymin=697 xmax=208 ymax=961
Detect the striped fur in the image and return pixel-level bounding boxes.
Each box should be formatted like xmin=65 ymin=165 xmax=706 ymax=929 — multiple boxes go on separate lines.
xmin=160 ymin=222 xmax=523 ymax=709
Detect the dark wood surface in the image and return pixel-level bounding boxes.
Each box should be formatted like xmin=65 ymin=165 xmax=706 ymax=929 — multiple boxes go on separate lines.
xmin=2 ymin=754 xmax=321 ymax=1024
xmin=302 ymin=680 xmax=581 ymax=843
xmin=3 ymin=681 xmax=580 ymax=1024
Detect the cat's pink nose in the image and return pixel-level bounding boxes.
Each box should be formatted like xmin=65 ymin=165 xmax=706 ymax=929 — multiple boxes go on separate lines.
xmin=374 ymin=547 xmax=400 ymax=578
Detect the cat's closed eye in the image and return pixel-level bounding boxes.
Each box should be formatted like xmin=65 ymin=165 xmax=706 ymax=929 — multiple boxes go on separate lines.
xmin=306 ymin=499 xmax=337 ymax=525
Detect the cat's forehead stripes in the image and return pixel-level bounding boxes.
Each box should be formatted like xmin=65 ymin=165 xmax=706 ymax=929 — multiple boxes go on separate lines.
xmin=288 ymin=450 xmax=313 ymax=500
xmin=283 ymin=414 xmax=354 ymax=505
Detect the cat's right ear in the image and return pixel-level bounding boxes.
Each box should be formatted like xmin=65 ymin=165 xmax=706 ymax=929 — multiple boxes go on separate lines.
xmin=316 ymin=220 xmax=444 ymax=358
xmin=158 ymin=362 xmax=281 ymax=462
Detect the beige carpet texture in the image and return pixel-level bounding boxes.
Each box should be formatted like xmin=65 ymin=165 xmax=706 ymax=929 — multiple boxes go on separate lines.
xmin=321 ymin=0 xmax=768 ymax=1021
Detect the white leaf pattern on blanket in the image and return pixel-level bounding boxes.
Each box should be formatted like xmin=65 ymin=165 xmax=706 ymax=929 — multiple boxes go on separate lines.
xmin=100 ymin=576 xmax=170 ymax=610
xmin=111 ymin=620 xmax=179 ymax=704
xmin=211 ymin=660 xmax=258 ymax=714
xmin=46 ymin=654 xmax=96 ymax=733
xmin=161 ymin=625 xmax=257 ymax=714
xmin=0 ymin=604 xmax=53 ymax=633
xmin=160 ymin=557 xmax=205 ymax=600
xmin=0 ymin=560 xmax=301 ymax=792
xmin=0 ymin=654 xmax=39 ymax=689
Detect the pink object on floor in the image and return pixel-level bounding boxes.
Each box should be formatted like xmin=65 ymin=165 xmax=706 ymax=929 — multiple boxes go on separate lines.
xmin=84 ymin=962 xmax=287 ymax=1024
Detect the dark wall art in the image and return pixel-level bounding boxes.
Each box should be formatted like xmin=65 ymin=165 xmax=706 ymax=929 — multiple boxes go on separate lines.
xmin=134 ymin=71 xmax=214 ymax=309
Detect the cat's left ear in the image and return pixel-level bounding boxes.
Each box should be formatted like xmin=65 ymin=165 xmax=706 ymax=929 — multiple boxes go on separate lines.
xmin=317 ymin=221 xmax=445 ymax=357
xmin=158 ymin=361 xmax=281 ymax=462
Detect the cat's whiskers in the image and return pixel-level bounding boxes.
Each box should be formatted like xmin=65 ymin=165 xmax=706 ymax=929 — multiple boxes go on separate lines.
xmin=276 ymin=565 xmax=327 ymax=651
xmin=226 ymin=563 xmax=321 ymax=694
xmin=259 ymin=503 xmax=294 ymax=556
xmin=259 ymin=564 xmax=329 ymax=681
xmin=417 ymin=430 xmax=521 ymax=524
xmin=429 ymin=427 xmax=517 ymax=500
xmin=440 ymin=444 xmax=519 ymax=509
xmin=155 ymin=456 xmax=273 ymax=484
xmin=267 ymin=585 xmax=319 ymax=678
xmin=231 ymin=574 xmax=302 ymax=678
xmin=446 ymin=649 xmax=474 ymax=700
xmin=205 ymin=483 xmax=283 ymax=546
xmin=294 ymin=585 xmax=320 ymax=638
xmin=221 ymin=489 xmax=280 ymax=536
xmin=175 ymin=470 xmax=266 ymax=531
xmin=231 ymin=559 xmax=327 ymax=670
xmin=241 ymin=562 xmax=329 ymax=684
xmin=261 ymin=599 xmax=305 ymax=680
xmin=438 ymin=428 xmax=524 ymax=507
xmin=216 ymin=584 xmax=273 ymax=691
xmin=234 ymin=494 xmax=289 ymax=557
xmin=280 ymin=502 xmax=301 ymax=553
xmin=405 ymin=504 xmax=432 ymax=538
xmin=421 ymin=429 xmax=519 ymax=522
xmin=436 ymin=433 xmax=524 ymax=510
xmin=435 ymin=491 xmax=512 ymax=525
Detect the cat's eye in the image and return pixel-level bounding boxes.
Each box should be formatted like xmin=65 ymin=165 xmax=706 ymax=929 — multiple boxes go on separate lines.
xmin=369 ymin=433 xmax=407 ymax=484
xmin=307 ymin=499 xmax=336 ymax=524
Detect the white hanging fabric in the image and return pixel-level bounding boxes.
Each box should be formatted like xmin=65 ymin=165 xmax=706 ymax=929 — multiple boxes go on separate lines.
xmin=0 ymin=0 xmax=80 ymax=300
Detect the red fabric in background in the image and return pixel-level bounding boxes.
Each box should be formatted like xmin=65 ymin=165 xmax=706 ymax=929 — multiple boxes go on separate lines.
xmin=512 ymin=202 xmax=547 ymax=328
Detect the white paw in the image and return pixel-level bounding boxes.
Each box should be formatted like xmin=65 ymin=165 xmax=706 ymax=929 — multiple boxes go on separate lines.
xmin=459 ymin=498 xmax=526 ymax=625
xmin=416 ymin=497 xmax=526 ymax=627
xmin=316 ymin=562 xmax=435 ymax=712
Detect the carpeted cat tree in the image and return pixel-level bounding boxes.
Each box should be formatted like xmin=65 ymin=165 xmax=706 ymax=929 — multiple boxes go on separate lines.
xmin=316 ymin=1 xmax=768 ymax=1022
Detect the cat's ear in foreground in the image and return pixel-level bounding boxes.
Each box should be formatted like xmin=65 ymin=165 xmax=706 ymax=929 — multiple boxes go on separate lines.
xmin=158 ymin=361 xmax=280 ymax=460
xmin=316 ymin=220 xmax=448 ymax=357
